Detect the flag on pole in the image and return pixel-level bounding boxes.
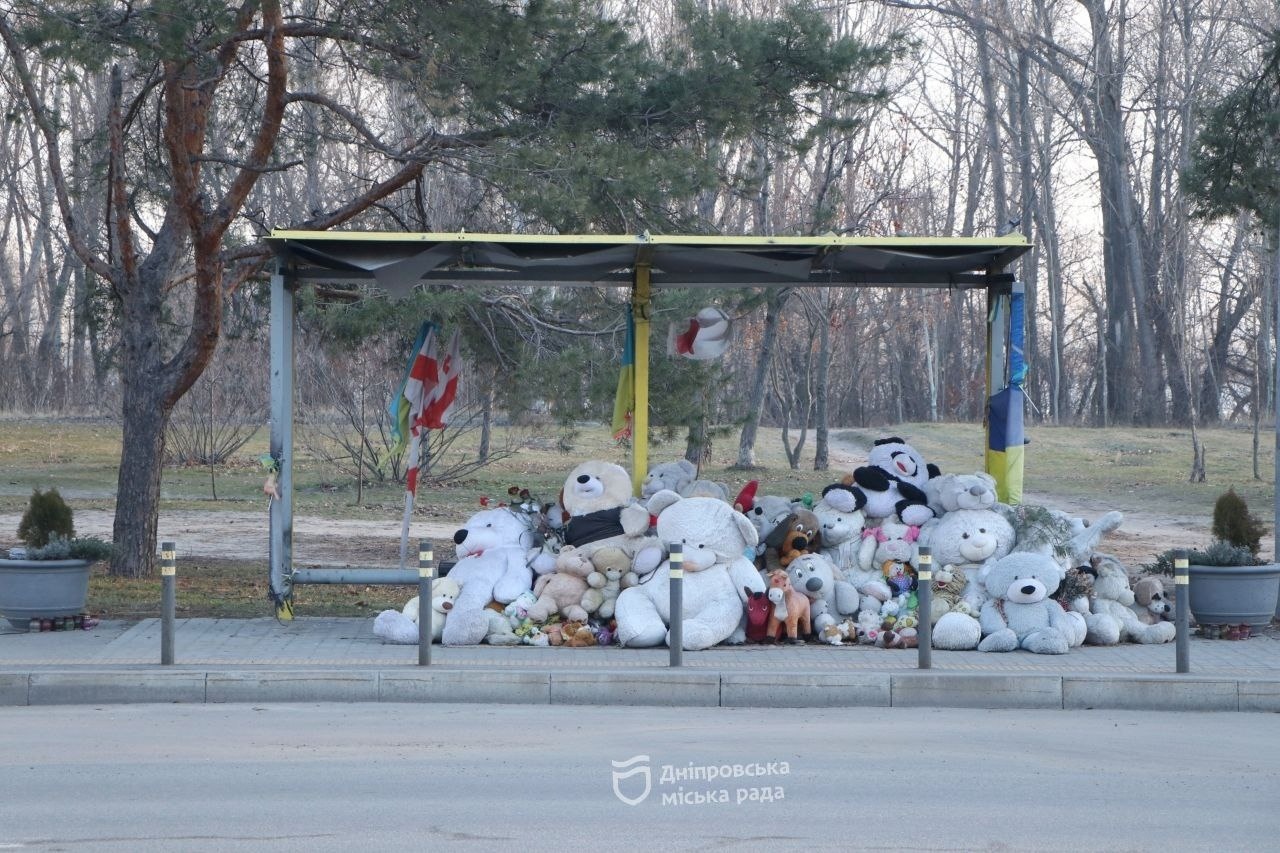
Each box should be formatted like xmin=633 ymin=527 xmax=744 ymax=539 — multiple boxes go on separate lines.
xmin=420 ymin=329 xmax=461 ymax=430
xmin=612 ymin=307 xmax=635 ymax=440
xmin=388 ymin=322 xmax=441 ymax=496
xmin=986 ymin=282 xmax=1027 ymax=505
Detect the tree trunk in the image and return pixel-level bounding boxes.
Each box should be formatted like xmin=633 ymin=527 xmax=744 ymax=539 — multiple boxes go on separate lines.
xmin=735 ymin=289 xmax=787 ymax=468
xmin=111 ymin=361 xmax=170 ymax=578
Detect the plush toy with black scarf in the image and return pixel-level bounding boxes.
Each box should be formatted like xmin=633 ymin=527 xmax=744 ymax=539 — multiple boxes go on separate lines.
xmin=555 ymin=460 xmax=664 ymax=586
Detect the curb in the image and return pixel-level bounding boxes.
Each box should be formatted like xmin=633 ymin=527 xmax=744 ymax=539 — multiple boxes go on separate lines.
xmin=1 ymin=668 xmax=1278 ymax=712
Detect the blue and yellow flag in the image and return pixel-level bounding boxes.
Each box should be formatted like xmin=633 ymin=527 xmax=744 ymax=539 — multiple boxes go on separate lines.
xmin=986 ymin=283 xmax=1027 ymax=504
xmin=611 ymin=307 xmax=635 ymax=440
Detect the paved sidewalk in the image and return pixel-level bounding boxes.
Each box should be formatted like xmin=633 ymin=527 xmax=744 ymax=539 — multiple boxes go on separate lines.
xmin=1 ymin=617 xmax=1278 ymax=711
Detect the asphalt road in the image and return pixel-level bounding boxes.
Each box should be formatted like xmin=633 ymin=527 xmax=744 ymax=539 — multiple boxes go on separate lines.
xmin=0 ymin=703 xmax=1276 ymax=852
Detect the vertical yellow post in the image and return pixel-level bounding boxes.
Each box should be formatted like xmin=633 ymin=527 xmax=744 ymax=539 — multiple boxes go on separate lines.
xmin=631 ymin=264 xmax=651 ymax=496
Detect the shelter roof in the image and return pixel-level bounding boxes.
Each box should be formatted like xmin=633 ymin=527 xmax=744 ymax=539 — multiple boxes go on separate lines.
xmin=267 ymin=230 xmax=1031 ymax=298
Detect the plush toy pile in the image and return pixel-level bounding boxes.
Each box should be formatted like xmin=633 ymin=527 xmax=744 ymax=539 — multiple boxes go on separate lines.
xmin=374 ymin=439 xmax=1179 ymax=655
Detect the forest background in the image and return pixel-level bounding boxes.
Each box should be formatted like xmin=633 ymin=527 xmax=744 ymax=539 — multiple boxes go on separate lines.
xmin=0 ymin=0 xmax=1277 ymax=578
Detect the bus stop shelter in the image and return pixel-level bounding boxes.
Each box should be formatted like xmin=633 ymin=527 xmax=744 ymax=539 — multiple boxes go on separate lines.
xmin=263 ymin=230 xmax=1032 ymax=612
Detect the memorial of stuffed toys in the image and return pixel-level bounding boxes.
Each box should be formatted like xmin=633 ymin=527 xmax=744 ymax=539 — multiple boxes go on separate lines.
xmin=374 ymin=436 xmax=1182 ymax=653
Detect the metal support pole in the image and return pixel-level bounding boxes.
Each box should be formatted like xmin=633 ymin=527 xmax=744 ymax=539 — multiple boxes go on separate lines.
xmin=668 ymin=544 xmax=683 ymax=667
xmin=269 ymin=261 xmax=296 ymax=619
xmin=631 ymin=262 xmax=651 ymax=496
xmin=418 ymin=541 xmax=434 ymax=666
xmin=1175 ymin=550 xmax=1190 ymax=673
xmin=984 ymin=279 xmax=1011 ymax=483
xmin=161 ymin=541 xmax=176 ymax=665
xmin=916 ymin=546 xmax=932 ymax=669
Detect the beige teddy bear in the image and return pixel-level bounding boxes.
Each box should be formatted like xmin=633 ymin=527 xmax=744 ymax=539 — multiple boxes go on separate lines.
xmin=582 ymin=545 xmax=628 ymax=619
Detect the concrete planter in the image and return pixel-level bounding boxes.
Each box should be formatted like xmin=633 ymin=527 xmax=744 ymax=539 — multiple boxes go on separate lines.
xmin=0 ymin=559 xmax=92 ymax=630
xmin=1187 ymin=563 xmax=1280 ymax=629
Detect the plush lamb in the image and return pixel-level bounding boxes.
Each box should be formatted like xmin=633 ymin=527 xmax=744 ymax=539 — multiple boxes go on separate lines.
xmin=813 ymin=494 xmax=866 ymax=574
xmin=977 ymin=552 xmax=1075 ymax=654
xmin=372 ymin=576 xmax=460 ymax=645
xmin=582 ymin=545 xmax=628 ymax=619
xmin=925 ymin=471 xmax=997 ymax=517
xmin=558 ymin=460 xmax=664 ymax=583
xmin=1084 ymin=554 xmax=1176 ymax=645
xmin=442 ymin=507 xmax=544 ymax=646
xmin=785 ymin=553 xmax=860 ymax=633
xmin=615 ymin=491 xmax=765 ymax=650
xmin=844 ymin=437 xmax=939 ymax=526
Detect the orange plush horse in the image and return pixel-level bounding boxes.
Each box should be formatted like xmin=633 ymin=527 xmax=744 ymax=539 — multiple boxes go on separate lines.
xmin=766 ymin=569 xmax=811 ymax=644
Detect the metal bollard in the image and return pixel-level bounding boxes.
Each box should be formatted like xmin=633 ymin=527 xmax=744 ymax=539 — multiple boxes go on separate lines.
xmin=916 ymin=546 xmax=932 ymax=669
xmin=418 ymin=541 xmax=434 ymax=667
xmin=161 ymin=541 xmax=176 ymax=665
xmin=669 ymin=544 xmax=683 ymax=667
xmin=1175 ymin=549 xmax=1190 ymax=673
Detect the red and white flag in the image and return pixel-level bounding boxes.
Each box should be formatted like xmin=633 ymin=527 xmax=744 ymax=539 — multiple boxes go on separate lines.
xmin=420 ymin=328 xmax=461 ymax=431
xmin=399 ymin=326 xmax=440 ymax=496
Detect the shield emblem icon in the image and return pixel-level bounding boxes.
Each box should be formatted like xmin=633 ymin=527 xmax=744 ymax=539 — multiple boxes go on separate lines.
xmin=611 ymin=755 xmax=651 ymax=806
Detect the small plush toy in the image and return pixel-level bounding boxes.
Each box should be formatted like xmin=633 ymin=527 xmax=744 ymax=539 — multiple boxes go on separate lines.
xmin=818 ymin=623 xmax=847 ymax=645
xmin=372 ymin=576 xmax=461 ymax=645
xmin=928 ymin=565 xmax=970 ymax=623
xmin=615 ymin=491 xmax=765 ymax=650
xmin=1132 ymin=576 xmax=1173 ymax=625
xmin=641 ymin=459 xmax=729 ymax=502
xmin=813 ymin=493 xmax=866 ymax=574
xmin=856 ymin=518 xmax=920 ymax=610
xmin=924 ymin=471 xmax=997 ymax=517
xmin=1084 ymin=555 xmax=1176 ymax=644
xmin=544 ymin=624 xmax=564 ymax=646
xmin=442 ymin=507 xmax=546 ymax=646
xmin=739 ymin=493 xmax=795 ymax=568
xmin=562 ymin=620 xmax=598 ymax=647
xmin=582 ymin=546 xmax=627 ymax=619
xmin=844 ymin=437 xmax=939 ymax=526
xmin=977 ymin=552 xmax=1075 ymax=654
xmin=785 ymin=553 xmax=860 ymax=633
xmin=502 ymin=590 xmax=539 ymax=626
xmin=743 ymin=588 xmax=773 ymax=643
xmin=853 ymin=609 xmax=882 ymax=645
xmin=766 ymin=508 xmax=822 ymax=568
xmin=765 ymin=569 xmax=811 ymax=644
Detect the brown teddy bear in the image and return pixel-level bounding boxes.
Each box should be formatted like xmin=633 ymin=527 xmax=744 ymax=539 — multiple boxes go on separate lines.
xmin=561 ymin=620 xmax=598 ymax=647
xmin=766 ymin=508 xmax=822 ymax=568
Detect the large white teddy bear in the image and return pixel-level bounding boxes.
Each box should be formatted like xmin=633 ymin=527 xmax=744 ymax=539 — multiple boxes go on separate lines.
xmin=917 ymin=507 xmax=1016 ymax=650
xmin=785 ymin=553 xmax=861 ymax=633
xmin=1084 ymin=554 xmax=1177 ymax=645
xmin=977 ymin=552 xmax=1075 ymax=654
xmin=442 ymin=507 xmax=544 ymax=646
xmin=557 ymin=460 xmax=664 ymax=583
xmin=615 ymin=491 xmax=764 ymax=650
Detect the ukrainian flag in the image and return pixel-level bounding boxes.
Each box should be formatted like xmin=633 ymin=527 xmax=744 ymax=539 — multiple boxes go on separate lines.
xmin=986 ymin=282 xmax=1026 ymax=504
xmin=611 ymin=307 xmax=635 ymax=441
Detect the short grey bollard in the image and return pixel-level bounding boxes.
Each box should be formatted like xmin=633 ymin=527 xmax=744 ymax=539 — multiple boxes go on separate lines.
xmin=1175 ymin=549 xmax=1190 ymax=673
xmin=916 ymin=546 xmax=932 ymax=669
xmin=418 ymin=542 xmax=434 ymax=667
xmin=669 ymin=544 xmax=683 ymax=667
xmin=161 ymin=541 xmax=176 ymax=665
